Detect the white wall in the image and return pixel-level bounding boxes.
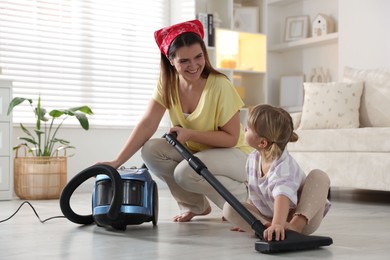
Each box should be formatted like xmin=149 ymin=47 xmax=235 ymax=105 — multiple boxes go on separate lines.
xmin=339 ymin=0 xmax=390 ymax=75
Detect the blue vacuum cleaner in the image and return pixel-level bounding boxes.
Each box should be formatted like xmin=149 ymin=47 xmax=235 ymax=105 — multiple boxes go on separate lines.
xmin=164 ymin=133 xmax=333 ymax=253
xmin=60 ymin=164 xmax=158 ymax=230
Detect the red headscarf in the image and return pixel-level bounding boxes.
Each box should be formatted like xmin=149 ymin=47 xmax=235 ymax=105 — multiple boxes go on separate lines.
xmin=154 ymin=20 xmax=204 ymax=57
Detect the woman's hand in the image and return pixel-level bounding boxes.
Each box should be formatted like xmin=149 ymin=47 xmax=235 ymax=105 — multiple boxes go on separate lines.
xmin=169 ymin=126 xmax=191 ymax=143
xmin=95 ymin=160 xmax=120 ymax=169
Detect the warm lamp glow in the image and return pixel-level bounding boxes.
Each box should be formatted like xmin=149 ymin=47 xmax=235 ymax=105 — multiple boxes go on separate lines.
xmin=216 ymin=29 xmax=266 ymax=72
xmin=217 ymin=30 xmax=239 ymax=55
xmin=217 ymin=30 xmax=239 ymax=69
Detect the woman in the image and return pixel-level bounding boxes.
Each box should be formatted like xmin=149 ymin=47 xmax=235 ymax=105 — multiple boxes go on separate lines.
xmin=100 ymin=20 xmax=252 ymax=222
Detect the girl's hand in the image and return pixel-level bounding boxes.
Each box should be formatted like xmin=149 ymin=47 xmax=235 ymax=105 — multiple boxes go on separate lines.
xmin=263 ymin=223 xmax=286 ymax=241
xmin=265 ymin=195 xmax=290 ymax=241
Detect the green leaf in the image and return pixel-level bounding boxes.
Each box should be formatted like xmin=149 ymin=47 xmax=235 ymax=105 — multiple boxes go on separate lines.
xmin=74 ymin=113 xmax=89 ymax=130
xmin=14 ymin=143 xmax=37 ymax=156
xmin=13 ymin=143 xmax=32 ymax=152
xmin=49 ymin=109 xmax=66 ymax=118
xmin=20 ymin=123 xmax=33 ymax=138
xmin=7 ymin=97 xmax=32 ymax=115
xmin=35 ymin=107 xmax=48 ymax=122
xmin=70 ymin=106 xmax=94 ymax=115
xmin=34 ymin=129 xmax=44 ymax=136
xmin=51 ymin=138 xmax=70 ymax=145
xmin=18 ymin=137 xmax=38 ymax=145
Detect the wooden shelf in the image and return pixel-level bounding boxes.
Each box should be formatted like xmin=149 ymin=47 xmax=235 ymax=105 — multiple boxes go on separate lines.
xmin=267 ymin=0 xmax=301 ymax=7
xmin=218 ymin=68 xmax=266 ymax=75
xmin=268 ymin=32 xmax=338 ymax=52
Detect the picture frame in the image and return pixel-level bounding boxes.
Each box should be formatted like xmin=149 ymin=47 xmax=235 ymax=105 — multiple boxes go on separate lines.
xmin=233 ymin=7 xmax=259 ymax=33
xmin=284 ymin=15 xmax=310 ymax=42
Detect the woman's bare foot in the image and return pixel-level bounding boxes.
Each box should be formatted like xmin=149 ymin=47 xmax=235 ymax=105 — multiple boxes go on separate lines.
xmin=230 ymin=226 xmax=245 ymax=232
xmin=172 ymin=206 xmax=212 ymax=222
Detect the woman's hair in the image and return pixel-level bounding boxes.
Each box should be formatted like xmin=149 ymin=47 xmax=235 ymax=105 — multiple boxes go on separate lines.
xmin=247 ymin=104 xmax=298 ymax=161
xmin=159 ymin=32 xmax=225 ymax=109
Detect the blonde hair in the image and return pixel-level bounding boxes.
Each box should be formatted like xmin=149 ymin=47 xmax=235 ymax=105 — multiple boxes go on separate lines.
xmin=247 ymin=104 xmax=298 ymax=161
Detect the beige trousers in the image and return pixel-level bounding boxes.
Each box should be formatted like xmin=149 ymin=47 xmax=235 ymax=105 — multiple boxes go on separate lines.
xmin=222 ymin=169 xmax=331 ymax=235
xmin=141 ymin=138 xmax=248 ymax=214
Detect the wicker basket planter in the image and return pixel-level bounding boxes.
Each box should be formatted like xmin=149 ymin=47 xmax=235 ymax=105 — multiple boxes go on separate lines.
xmin=7 ymin=96 xmax=92 ymax=200
xmin=14 ymin=155 xmax=67 ymax=200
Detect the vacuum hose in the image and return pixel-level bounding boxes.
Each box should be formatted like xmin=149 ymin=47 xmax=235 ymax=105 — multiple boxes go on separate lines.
xmin=59 ymin=164 xmax=123 ymax=225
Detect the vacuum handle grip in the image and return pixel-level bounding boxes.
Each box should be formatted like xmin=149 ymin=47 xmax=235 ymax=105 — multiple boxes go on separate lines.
xmin=164 ymin=132 xmax=192 ymax=160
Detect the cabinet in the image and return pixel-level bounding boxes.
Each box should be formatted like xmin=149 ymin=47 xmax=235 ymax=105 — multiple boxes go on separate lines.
xmin=171 ymin=0 xmax=267 ymax=108
xmin=265 ymin=0 xmax=339 ymax=107
xmin=0 ymin=79 xmax=13 ymax=200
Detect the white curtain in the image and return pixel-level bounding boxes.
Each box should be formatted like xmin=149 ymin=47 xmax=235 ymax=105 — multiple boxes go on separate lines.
xmin=0 ymin=0 xmax=169 ymax=127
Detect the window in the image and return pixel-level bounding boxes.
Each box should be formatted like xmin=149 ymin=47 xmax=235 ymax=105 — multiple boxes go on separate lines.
xmin=0 ymin=0 xmax=169 ymax=127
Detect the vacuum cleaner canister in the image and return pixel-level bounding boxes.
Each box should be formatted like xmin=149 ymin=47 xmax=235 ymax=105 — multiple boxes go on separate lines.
xmin=92 ymin=167 xmax=158 ymax=230
xmin=60 ymin=164 xmax=158 ymax=231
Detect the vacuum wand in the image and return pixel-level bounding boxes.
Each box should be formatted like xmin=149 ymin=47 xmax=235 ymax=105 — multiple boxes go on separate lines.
xmin=164 ymin=133 xmax=264 ymax=236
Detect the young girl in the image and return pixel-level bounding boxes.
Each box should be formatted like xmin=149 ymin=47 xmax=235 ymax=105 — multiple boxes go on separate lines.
xmin=223 ymin=104 xmax=331 ymax=241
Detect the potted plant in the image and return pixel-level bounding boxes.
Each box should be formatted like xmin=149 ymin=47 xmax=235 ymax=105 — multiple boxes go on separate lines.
xmin=7 ymin=96 xmax=93 ymax=199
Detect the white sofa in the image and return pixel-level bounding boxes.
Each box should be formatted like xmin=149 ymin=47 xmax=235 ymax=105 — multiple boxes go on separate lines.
xmin=287 ymin=67 xmax=390 ymax=192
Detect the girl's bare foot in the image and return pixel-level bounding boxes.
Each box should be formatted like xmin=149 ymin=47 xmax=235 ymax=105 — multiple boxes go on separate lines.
xmin=286 ymin=214 xmax=307 ymax=233
xmin=172 ymin=206 xmax=212 ymax=222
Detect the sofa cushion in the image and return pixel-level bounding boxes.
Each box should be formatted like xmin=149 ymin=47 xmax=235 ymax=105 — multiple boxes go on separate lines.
xmin=289 ymin=151 xmax=390 ymax=191
xmin=290 ymin=112 xmax=302 ymax=130
xmin=343 ymin=67 xmax=390 ymax=127
xmin=298 ymin=81 xmax=363 ymax=129
xmin=288 ymin=127 xmax=390 ymax=153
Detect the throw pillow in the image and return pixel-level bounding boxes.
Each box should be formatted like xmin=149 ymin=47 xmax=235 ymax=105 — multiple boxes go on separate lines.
xmin=298 ymin=81 xmax=364 ymax=129
xmin=343 ymin=66 xmax=390 ymax=127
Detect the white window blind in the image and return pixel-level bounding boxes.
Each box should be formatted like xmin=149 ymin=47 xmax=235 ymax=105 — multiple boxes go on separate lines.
xmin=0 ymin=0 xmax=169 ymax=127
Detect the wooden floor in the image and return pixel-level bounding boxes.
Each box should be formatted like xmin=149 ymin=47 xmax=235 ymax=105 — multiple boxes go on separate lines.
xmin=1 ymin=187 xmax=390 ymax=259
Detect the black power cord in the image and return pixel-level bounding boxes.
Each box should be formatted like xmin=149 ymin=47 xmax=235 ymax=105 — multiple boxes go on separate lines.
xmin=0 ymin=201 xmax=66 ymax=224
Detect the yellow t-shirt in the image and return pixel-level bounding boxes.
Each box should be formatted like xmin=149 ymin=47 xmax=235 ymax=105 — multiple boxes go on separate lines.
xmin=153 ymin=73 xmax=253 ymax=154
